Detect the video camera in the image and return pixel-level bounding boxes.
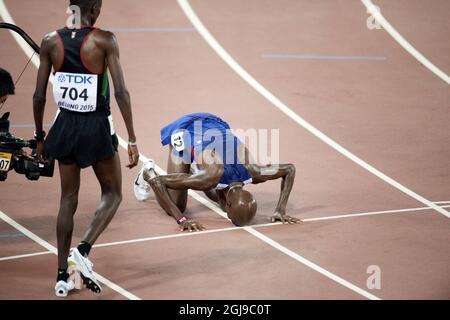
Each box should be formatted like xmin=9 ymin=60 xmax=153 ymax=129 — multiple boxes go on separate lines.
xmin=0 ymin=112 xmax=54 ymax=181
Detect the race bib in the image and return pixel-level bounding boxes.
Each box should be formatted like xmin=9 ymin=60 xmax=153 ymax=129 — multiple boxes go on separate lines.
xmin=53 ymin=72 xmax=97 ymax=112
xmin=171 ymin=131 xmax=185 ymax=152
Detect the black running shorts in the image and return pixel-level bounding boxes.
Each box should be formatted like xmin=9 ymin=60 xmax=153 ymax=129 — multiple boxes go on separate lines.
xmin=45 ymin=110 xmax=119 ymax=168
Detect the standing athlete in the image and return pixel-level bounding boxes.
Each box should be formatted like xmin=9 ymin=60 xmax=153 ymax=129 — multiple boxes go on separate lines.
xmin=33 ymin=0 xmax=139 ymax=296
xmin=134 ymin=113 xmax=301 ymax=231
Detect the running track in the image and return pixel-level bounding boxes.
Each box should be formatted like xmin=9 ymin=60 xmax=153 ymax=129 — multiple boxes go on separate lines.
xmin=0 ymin=0 xmax=449 ymax=299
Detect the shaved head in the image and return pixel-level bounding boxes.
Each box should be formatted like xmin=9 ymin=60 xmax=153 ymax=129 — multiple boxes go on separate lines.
xmin=226 ymin=187 xmax=257 ymax=226
xmin=69 ymin=0 xmax=102 ymax=14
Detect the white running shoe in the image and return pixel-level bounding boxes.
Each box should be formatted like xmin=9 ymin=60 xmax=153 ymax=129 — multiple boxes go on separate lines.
xmin=68 ymin=248 xmax=102 ymax=294
xmin=134 ymin=159 xmax=155 ymax=201
xmin=55 ymin=279 xmax=75 ymax=297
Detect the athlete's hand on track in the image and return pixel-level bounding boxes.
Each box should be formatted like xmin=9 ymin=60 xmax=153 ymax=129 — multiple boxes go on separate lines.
xmin=270 ymin=212 xmax=302 ymax=224
xmin=36 ymin=141 xmax=49 ymax=165
xmin=127 ymin=144 xmax=139 ymax=169
xmin=179 ymin=220 xmax=205 ymax=232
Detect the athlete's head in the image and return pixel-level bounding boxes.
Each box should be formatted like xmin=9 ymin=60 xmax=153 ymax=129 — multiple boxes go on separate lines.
xmin=225 ymin=184 xmax=257 ymax=226
xmin=70 ymin=0 xmax=102 ymax=25
xmin=0 ymin=68 xmax=15 ymax=104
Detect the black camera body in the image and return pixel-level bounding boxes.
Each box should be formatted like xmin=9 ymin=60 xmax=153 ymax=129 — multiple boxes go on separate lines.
xmin=0 ymin=112 xmax=54 ymax=181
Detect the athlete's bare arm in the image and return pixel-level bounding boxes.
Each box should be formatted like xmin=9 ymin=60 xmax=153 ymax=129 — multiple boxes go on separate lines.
xmin=247 ymin=163 xmax=300 ymax=224
xmin=97 ymin=30 xmax=139 ymax=168
xmin=33 ymin=33 xmax=58 ymax=163
xmin=143 ymin=150 xmax=224 ymax=232
xmin=240 ymin=145 xmax=301 ymax=224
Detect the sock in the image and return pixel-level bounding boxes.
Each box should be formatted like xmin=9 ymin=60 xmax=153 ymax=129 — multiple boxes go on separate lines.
xmin=77 ymin=241 xmax=92 ymax=257
xmin=57 ymin=269 xmax=69 ymax=282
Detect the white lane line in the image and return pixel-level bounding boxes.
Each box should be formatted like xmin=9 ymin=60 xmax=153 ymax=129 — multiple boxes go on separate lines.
xmin=0 ymin=251 xmax=53 ymax=262
xmin=0 ymin=210 xmax=140 ymax=300
xmin=304 ymin=204 xmax=450 ymax=222
xmin=176 ymin=0 xmax=450 ymax=219
xmin=362 ymin=0 xmax=450 ymax=85
xmin=94 ymin=225 xmax=243 ymax=248
xmin=93 ymin=204 xmax=450 ymax=246
xmin=244 ymin=227 xmax=380 ymax=300
xmin=0 ymin=210 xmax=56 ymax=253
xmin=0 ymin=205 xmax=450 ymax=261
xmin=0 ymin=2 xmax=39 ymax=65
xmin=4 ymin=203 xmax=450 ymax=263
xmin=433 ymin=201 xmax=450 ymax=205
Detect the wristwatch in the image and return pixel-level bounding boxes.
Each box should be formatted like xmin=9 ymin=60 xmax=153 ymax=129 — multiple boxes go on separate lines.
xmin=34 ymin=130 xmax=46 ymax=141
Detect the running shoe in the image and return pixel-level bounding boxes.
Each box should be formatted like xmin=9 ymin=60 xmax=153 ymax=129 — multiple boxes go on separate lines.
xmin=134 ymin=159 xmax=155 ymax=201
xmin=68 ymin=248 xmax=102 ymax=294
xmin=55 ymin=279 xmax=75 ymax=297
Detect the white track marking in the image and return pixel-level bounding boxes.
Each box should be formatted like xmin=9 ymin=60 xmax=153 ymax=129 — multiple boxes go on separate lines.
xmin=0 ymin=210 xmax=56 ymax=253
xmin=0 ymin=251 xmax=53 ymax=262
xmin=4 ymin=203 xmax=450 ymax=263
xmin=94 ymin=225 xmax=244 ymax=248
xmin=0 ymin=2 xmax=39 ymax=65
xmin=176 ymin=0 xmax=450 ymax=219
xmin=433 ymin=201 xmax=450 ymax=205
xmin=0 ymin=210 xmax=140 ymax=300
xmin=362 ymin=0 xmax=450 ymax=84
xmin=244 ymin=227 xmax=380 ymax=300
xmin=304 ymin=204 xmax=450 ymax=222
xmin=93 ymin=204 xmax=450 ymax=247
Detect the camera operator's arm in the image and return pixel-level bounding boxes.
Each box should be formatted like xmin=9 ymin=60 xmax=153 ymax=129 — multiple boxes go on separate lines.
xmin=33 ymin=34 xmax=52 ymax=163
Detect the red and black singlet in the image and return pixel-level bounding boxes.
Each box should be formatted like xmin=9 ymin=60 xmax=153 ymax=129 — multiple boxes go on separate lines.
xmin=53 ymin=26 xmax=110 ymax=116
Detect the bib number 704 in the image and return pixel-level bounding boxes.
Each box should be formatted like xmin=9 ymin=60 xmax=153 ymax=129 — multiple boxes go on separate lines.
xmin=60 ymin=87 xmax=88 ymax=101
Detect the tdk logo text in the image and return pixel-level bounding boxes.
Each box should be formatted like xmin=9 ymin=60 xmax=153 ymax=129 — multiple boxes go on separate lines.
xmin=62 ymin=74 xmax=94 ymax=84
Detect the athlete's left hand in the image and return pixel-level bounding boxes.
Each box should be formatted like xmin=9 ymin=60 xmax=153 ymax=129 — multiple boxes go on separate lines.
xmin=127 ymin=144 xmax=139 ymax=169
xmin=36 ymin=141 xmax=49 ymax=165
xmin=270 ymin=212 xmax=302 ymax=224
